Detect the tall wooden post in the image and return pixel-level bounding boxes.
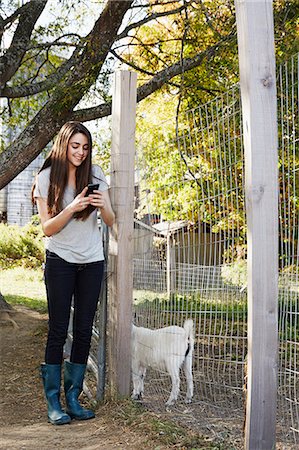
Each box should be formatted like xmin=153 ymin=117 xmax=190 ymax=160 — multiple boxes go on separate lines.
xmin=235 ymin=1 xmax=278 ymax=449
xmin=108 ymin=71 xmax=137 ymax=397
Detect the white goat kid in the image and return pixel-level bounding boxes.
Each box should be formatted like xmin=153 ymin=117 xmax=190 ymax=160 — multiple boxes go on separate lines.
xmin=131 ymin=319 xmax=194 ymax=406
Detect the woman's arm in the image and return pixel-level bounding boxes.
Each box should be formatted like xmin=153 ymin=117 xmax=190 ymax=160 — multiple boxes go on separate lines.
xmin=36 ymin=187 xmax=90 ymax=236
xmin=89 ymin=189 xmax=115 ymax=227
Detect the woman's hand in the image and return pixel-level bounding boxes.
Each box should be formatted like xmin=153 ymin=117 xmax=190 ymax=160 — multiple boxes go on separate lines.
xmin=88 ymin=190 xmax=115 ymax=227
xmin=36 ymin=187 xmax=115 ymax=236
xmin=88 ymin=190 xmax=107 ymax=210
xmin=68 ymin=187 xmax=91 ymax=213
xmin=36 ymin=187 xmax=91 ymax=237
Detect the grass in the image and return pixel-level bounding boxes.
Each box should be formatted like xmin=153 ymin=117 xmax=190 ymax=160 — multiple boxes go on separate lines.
xmin=1 ymin=267 xmax=297 ymax=355
xmin=133 ymin=289 xmax=248 ymax=322
xmin=0 ymin=265 xmax=235 ymax=449
xmin=2 ymin=268 xmax=297 ymax=335
xmin=1 ymin=266 xmax=296 ymax=448
xmin=4 ymin=294 xmax=48 ymax=313
xmin=104 ymin=398 xmax=234 ymax=449
xmin=0 ymin=266 xmax=47 ymax=312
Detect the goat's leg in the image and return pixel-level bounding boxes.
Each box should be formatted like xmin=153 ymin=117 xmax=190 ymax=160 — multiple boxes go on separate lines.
xmin=140 ymin=367 xmax=146 ymax=397
xmin=165 ymin=362 xmax=180 ymax=406
xmin=183 ymin=353 xmax=193 ymax=403
xmin=131 ymin=373 xmax=141 ymax=400
xmin=131 ymin=365 xmax=146 ymax=401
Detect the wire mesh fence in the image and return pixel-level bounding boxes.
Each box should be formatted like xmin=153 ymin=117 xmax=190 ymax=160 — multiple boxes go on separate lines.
xmin=132 ymin=83 xmax=247 ymax=448
xmin=130 ymin=53 xmax=299 ymax=448
xmin=78 ymin=54 xmax=299 ymax=449
xmin=277 ymin=52 xmax=299 ymax=445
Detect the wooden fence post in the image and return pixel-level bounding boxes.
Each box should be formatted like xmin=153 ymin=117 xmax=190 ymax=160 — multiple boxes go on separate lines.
xmin=108 ymin=70 xmax=137 ymax=397
xmin=235 ymin=1 xmax=278 ymax=449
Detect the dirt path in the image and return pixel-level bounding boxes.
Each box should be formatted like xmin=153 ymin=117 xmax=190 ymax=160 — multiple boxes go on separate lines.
xmin=0 ymin=306 xmax=217 ymax=450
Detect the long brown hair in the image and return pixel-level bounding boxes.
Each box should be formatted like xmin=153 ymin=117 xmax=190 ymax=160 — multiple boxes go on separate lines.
xmin=32 ymin=121 xmax=95 ymax=221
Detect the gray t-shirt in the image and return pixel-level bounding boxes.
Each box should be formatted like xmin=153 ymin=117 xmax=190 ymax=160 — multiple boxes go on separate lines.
xmin=33 ymin=165 xmax=108 ymax=263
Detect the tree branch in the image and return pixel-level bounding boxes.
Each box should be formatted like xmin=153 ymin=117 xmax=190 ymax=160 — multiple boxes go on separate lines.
xmin=1 ymin=2 xmax=189 ymax=99
xmin=110 ymin=48 xmax=155 ymax=77
xmin=113 ymin=37 xmax=183 ymax=50
xmin=0 ymin=0 xmax=48 ymax=86
xmin=28 ymin=33 xmax=82 ymax=50
xmin=0 ymin=44 xmax=83 ymax=98
xmin=0 ymin=0 xmax=134 ymax=189
xmin=0 ymin=1 xmax=237 ymax=191
xmin=130 ymin=1 xmax=182 ymax=8
xmin=129 ymin=33 xmax=175 ymax=72
xmin=71 ymin=34 xmax=235 ymax=122
xmin=60 ymin=0 xmax=134 ymax=87
xmin=0 ymin=2 xmax=35 ymax=38
xmin=1 ymin=2 xmax=33 ymax=27
xmin=109 ymin=48 xmax=181 ymax=88
xmin=117 ymin=4 xmax=187 ymax=40
xmin=198 ymin=0 xmax=222 ymax=39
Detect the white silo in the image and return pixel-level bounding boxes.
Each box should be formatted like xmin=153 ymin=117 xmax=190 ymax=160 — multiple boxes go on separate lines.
xmin=7 ymin=154 xmax=44 ymax=226
xmin=0 ymin=185 xmax=8 ymax=222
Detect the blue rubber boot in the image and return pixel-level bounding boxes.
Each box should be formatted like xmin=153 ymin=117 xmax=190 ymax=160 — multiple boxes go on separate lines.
xmin=40 ymin=363 xmax=71 ymax=425
xmin=64 ymin=361 xmax=95 ymax=420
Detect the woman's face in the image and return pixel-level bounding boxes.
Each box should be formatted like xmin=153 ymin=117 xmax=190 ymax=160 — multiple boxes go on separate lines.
xmin=67 ymin=132 xmax=89 ymax=169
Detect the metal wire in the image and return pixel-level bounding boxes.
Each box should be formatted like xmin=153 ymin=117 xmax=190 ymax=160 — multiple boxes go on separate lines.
xmin=130 ymin=54 xmax=299 ymax=448
xmin=277 ymin=53 xmax=299 ymax=446
xmin=133 ymin=83 xmax=247 ymax=445
xmin=73 ymin=53 xmax=299 ymax=448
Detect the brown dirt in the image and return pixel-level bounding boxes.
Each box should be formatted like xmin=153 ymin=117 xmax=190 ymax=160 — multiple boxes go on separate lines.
xmin=0 ymin=306 xmax=217 ymax=450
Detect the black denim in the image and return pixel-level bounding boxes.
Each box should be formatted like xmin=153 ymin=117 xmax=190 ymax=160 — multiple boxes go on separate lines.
xmin=44 ymin=250 xmax=104 ymax=364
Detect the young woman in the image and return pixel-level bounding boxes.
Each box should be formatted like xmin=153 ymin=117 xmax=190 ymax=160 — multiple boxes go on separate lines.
xmin=32 ymin=121 xmax=115 ymax=425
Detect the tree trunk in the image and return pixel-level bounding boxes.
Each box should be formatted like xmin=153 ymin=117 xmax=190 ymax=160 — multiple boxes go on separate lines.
xmin=0 ymin=0 xmax=133 ymax=190
xmin=0 ymin=292 xmax=13 ymax=310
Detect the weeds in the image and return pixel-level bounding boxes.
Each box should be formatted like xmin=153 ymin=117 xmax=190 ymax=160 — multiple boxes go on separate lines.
xmin=102 ymin=399 xmax=232 ymax=449
xmin=0 ymin=216 xmax=44 ymax=269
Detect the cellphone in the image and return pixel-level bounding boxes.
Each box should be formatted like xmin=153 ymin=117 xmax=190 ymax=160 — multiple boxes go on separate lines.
xmin=85 ymin=183 xmax=99 ymax=196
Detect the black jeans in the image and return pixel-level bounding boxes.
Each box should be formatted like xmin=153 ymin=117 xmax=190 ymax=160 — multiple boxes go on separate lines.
xmin=44 ymin=250 xmax=104 ymax=365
